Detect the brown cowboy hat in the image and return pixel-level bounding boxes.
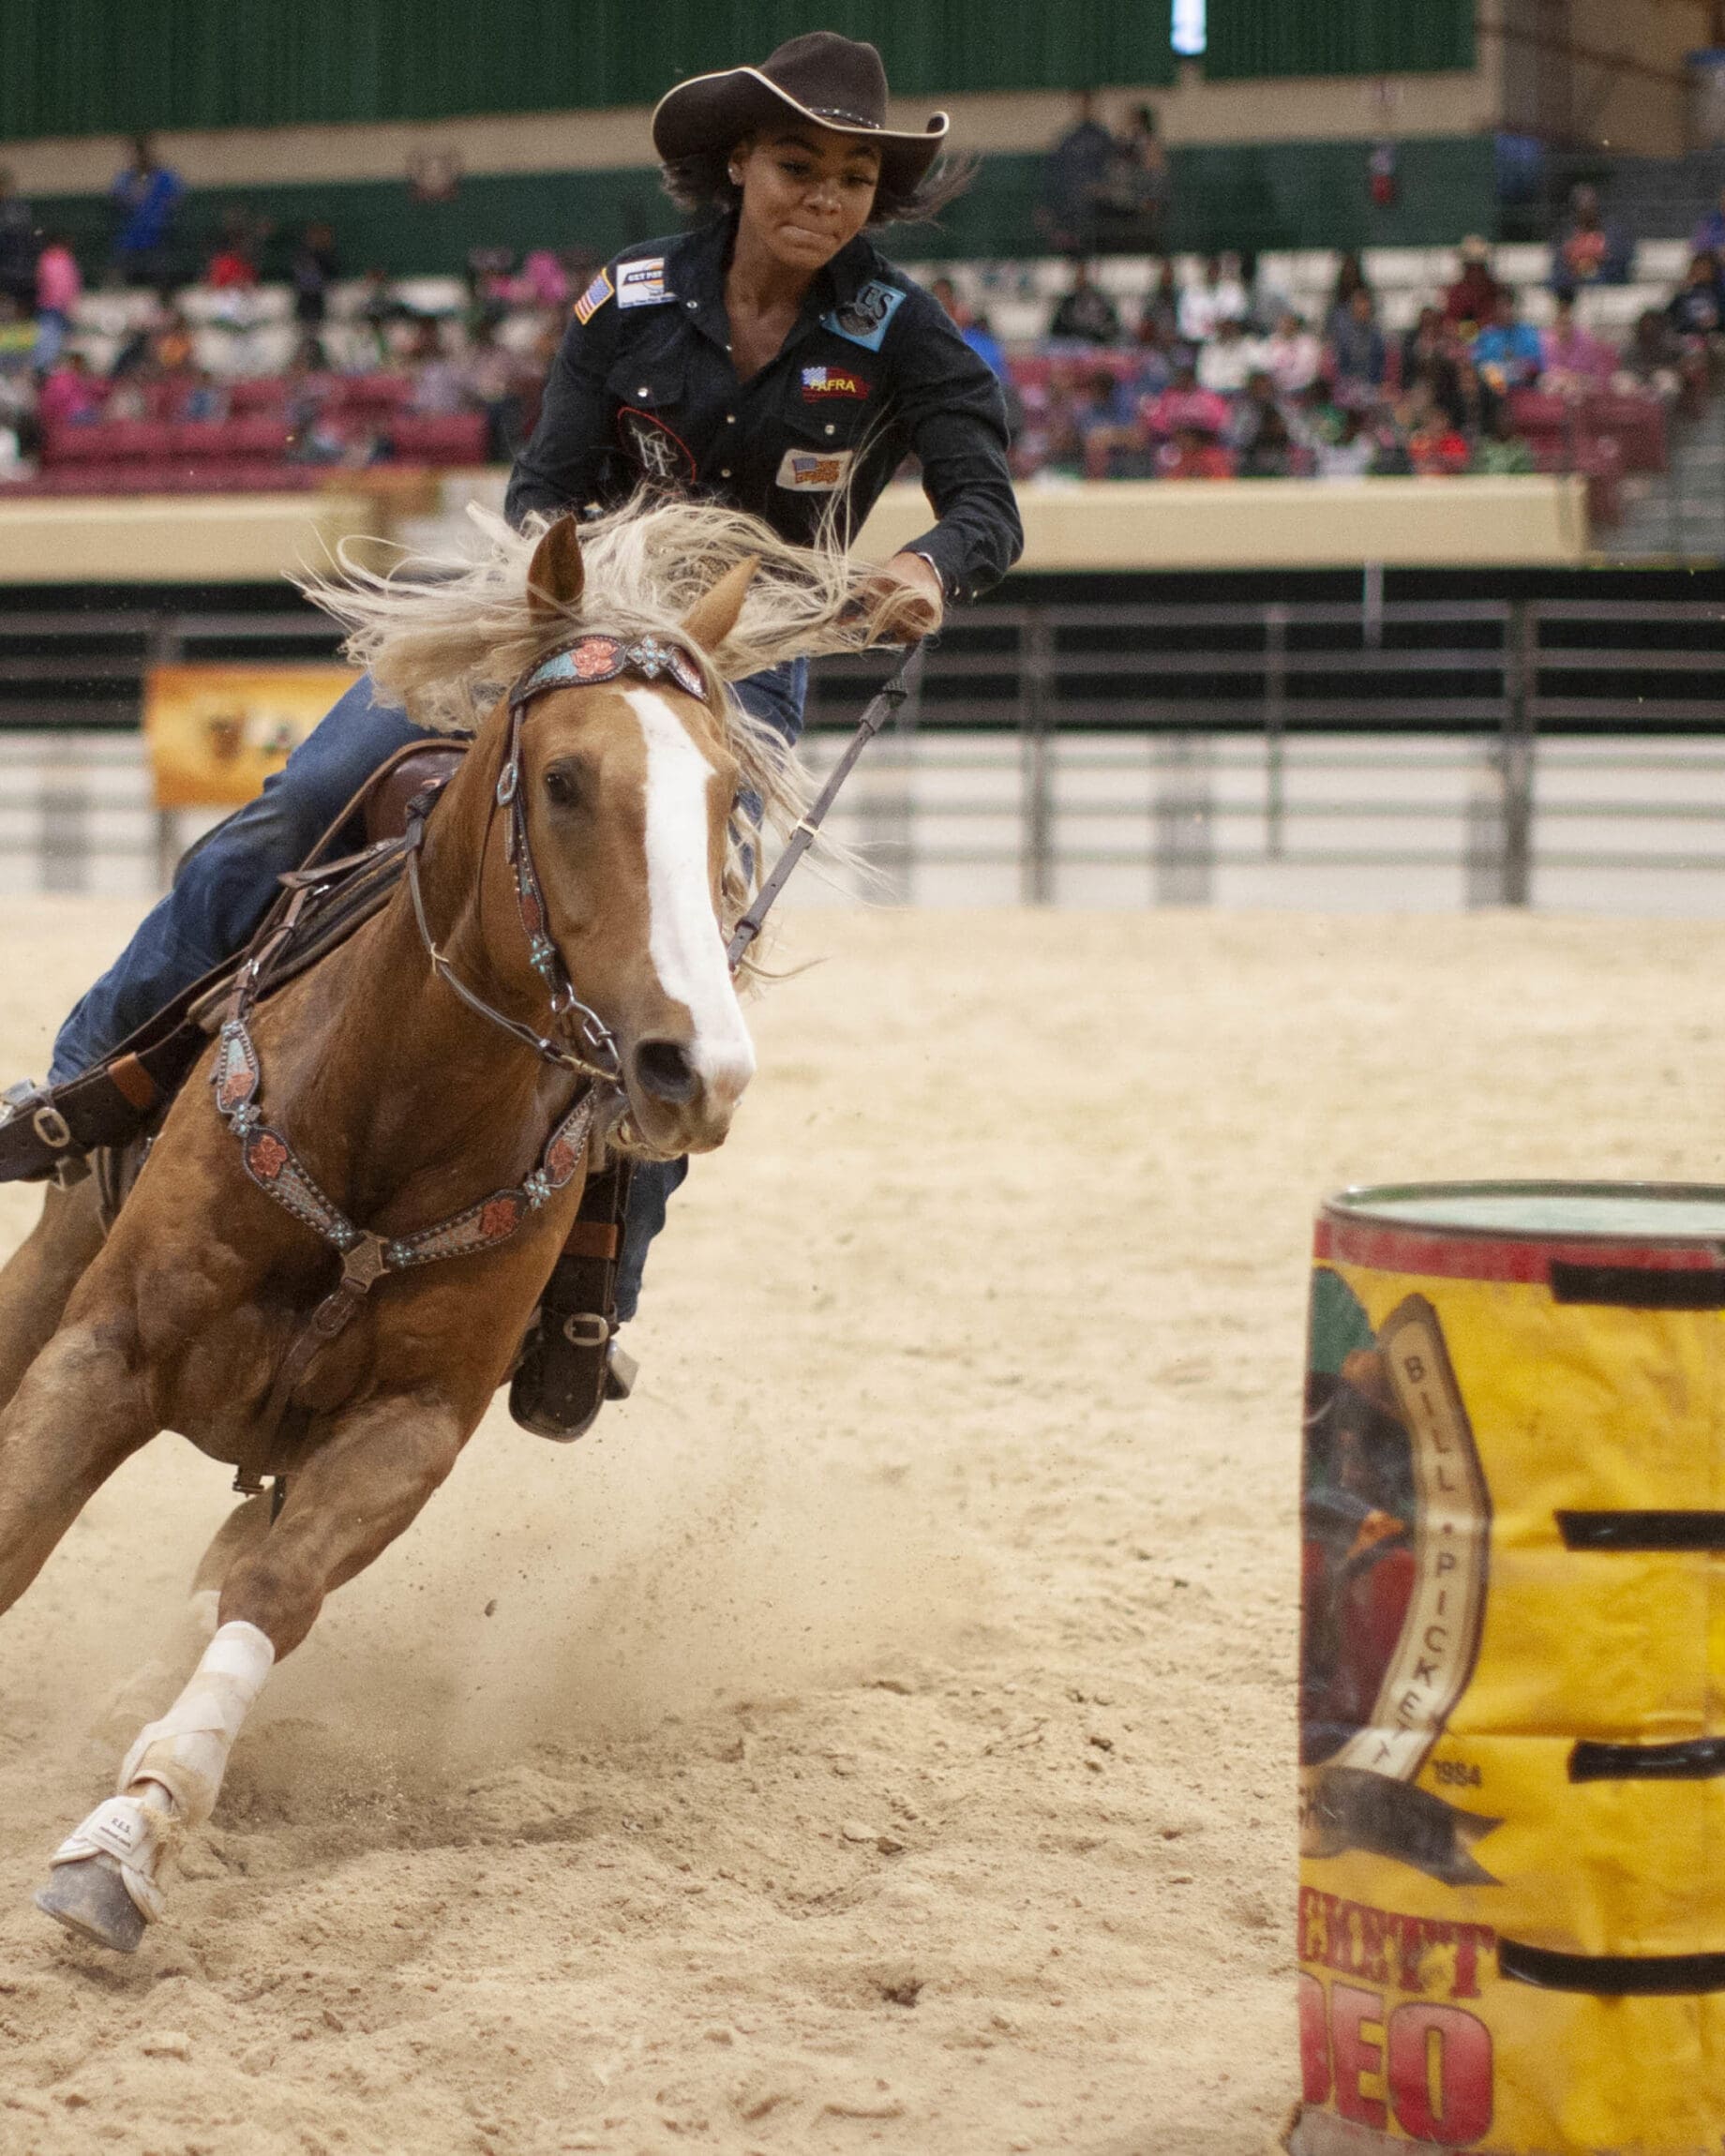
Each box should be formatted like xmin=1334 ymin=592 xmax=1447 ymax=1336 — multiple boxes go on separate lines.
xmin=651 ymin=31 xmax=949 ymax=193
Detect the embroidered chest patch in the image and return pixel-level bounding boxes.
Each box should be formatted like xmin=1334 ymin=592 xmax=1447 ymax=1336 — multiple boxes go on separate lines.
xmin=801 ymin=365 xmax=871 ymax=402
xmin=572 ymin=267 xmax=612 ymax=323
xmin=775 ymin=447 xmax=854 ymax=493
xmin=616 ymin=255 xmax=673 ymax=308
xmin=821 ymin=279 xmax=906 ymax=352
xmin=619 ymin=406 xmax=696 ymax=487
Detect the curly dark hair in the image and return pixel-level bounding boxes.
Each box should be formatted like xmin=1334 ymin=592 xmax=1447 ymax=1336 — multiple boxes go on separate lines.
xmin=660 ymin=142 xmax=975 ymax=230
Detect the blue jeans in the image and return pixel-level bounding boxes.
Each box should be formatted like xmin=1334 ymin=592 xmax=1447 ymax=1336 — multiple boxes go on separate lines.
xmin=53 ymin=656 xmax=808 ymax=1321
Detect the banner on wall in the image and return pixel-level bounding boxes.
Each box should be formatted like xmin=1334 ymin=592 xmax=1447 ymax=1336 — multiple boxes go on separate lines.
xmin=143 ymin=665 xmax=360 ymax=809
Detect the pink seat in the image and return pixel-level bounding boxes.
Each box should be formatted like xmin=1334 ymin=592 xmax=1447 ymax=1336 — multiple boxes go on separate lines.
xmin=42 ymin=423 xmax=107 ymax=465
xmin=386 ymin=412 xmax=488 ymax=464
xmin=229 ymin=378 xmax=289 ymax=413
xmin=95 ymin=420 xmax=175 ymax=462
xmin=334 ymin=371 xmax=412 ymax=413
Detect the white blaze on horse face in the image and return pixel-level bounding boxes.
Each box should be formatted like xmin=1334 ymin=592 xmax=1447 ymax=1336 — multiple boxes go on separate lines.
xmin=622 ymin=688 xmax=756 ymax=1108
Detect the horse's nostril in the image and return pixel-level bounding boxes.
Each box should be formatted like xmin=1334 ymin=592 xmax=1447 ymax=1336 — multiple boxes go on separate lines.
xmin=633 ymin=1039 xmax=699 ymax=1106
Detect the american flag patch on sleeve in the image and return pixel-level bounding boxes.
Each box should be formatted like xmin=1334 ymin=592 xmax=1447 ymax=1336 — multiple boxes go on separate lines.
xmin=573 ymin=268 xmax=614 ymax=324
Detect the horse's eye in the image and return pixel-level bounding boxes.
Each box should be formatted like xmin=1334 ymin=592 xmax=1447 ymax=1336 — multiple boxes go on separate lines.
xmin=544 ymin=765 xmax=581 ymax=809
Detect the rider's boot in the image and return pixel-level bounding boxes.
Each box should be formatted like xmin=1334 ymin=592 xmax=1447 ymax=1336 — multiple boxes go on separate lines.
xmin=509 ymin=1157 xmax=638 ymax=1441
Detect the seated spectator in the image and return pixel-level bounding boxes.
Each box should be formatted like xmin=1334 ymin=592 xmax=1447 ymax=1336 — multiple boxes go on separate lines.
xmin=1048 ymin=261 xmax=1121 ymax=345
xmin=154 ymin=307 xmax=196 ymax=374
xmin=1226 ymin=371 xmax=1299 ymax=472
xmin=1541 ymin=292 xmax=1615 ymax=395
xmin=404 ymin=321 xmax=474 ymax=415
xmin=931 ymin=275 xmax=1011 ymax=384
xmin=0 ymin=297 xmax=35 ymax=377
xmin=1178 ymin=253 xmax=1250 ymax=345
xmin=292 ymin=222 xmax=338 ymax=331
xmin=1158 ymin=422 xmax=1235 ymax=480
xmin=1471 ymin=290 xmax=1543 ymax=395
xmin=1401 ymin=306 xmax=1470 ymax=427
xmin=1135 ymin=260 xmax=1181 ymax=347
xmin=1551 ymin=183 xmax=1630 ymax=296
xmin=1443 ymin=237 xmax=1501 ymax=333
xmin=1142 ymin=361 xmax=1229 ymax=442
xmin=0 ymin=170 xmax=39 ymax=317
xmin=1196 ymin=313 xmax=1263 ymax=395
xmin=163 ymin=361 xmax=227 ymax=423
xmin=38 ymin=352 xmax=102 ymax=430
xmin=1693 ymin=187 xmax=1725 ymax=259
xmin=1314 ymin=405 xmax=1374 ymax=478
xmin=1243 ymin=249 xmax=1291 ymax=335
xmin=1037 ymin=91 xmax=1117 ymax=256
xmin=514 ymin=247 xmax=570 ymax=309
xmin=206 ymin=211 xmax=262 ymax=291
xmin=110 ymin=134 xmax=186 ymax=293
xmin=1329 ymin=289 xmax=1388 ymax=396
xmin=1400 ymin=385 xmax=1470 ymax=475
xmin=1667 ymin=252 xmax=1725 ymax=339
xmin=1236 ymin=401 xmax=1300 ymax=477
xmin=1621 ymin=307 xmax=1688 ymax=404
xmin=1264 ymin=310 xmax=1323 ymax=396
xmin=1072 ymin=364 xmax=1151 ymax=475
xmin=1325 ymin=252 xmax=1371 ymax=344
xmin=466 ymin=322 xmax=536 ymax=462
xmin=1472 ymin=405 xmax=1537 ymax=474
xmin=33 ymin=232 xmax=81 ymax=373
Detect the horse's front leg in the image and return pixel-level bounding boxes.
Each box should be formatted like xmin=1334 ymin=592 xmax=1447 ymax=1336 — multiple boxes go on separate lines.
xmin=37 ymin=1389 xmax=466 ymax=1952
xmin=0 ymin=1313 xmax=154 ymax=1617
xmin=0 ymin=1178 xmax=107 ymax=1414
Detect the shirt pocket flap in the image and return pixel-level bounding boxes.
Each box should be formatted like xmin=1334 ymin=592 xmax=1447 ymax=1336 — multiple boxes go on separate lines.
xmin=607 ymin=350 xmax=686 ymax=413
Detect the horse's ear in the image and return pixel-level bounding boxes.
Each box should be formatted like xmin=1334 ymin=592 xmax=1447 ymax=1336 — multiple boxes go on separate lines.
xmin=679 ymin=555 xmax=758 ymax=656
xmin=527 ymin=516 xmax=585 ymax=621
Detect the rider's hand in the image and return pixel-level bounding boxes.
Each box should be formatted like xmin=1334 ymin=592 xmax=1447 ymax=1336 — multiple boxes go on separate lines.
xmin=860 ymin=550 xmax=944 ymax=643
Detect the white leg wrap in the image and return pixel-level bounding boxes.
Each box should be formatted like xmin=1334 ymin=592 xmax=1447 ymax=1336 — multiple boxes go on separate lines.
xmin=48 ymin=1791 xmax=171 ymax=1922
xmin=117 ymin=1620 xmax=275 ymax=1831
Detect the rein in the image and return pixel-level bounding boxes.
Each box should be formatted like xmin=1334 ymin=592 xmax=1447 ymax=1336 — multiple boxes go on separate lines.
xmin=213 ymin=623 xmax=906 ymax=1483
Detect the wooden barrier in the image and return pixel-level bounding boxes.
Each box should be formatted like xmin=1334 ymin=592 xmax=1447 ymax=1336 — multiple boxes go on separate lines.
xmin=0 ymin=473 xmax=1589 ymax=585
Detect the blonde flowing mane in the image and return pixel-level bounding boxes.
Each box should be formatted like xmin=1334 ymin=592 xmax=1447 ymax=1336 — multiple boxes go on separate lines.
xmin=301 ymin=493 xmax=911 ymax=966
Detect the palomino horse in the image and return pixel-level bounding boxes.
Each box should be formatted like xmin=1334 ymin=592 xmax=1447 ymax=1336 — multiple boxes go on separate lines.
xmin=0 ymin=501 xmax=892 ymax=1952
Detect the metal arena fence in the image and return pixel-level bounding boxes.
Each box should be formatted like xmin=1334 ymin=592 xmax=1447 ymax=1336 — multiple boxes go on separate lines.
xmin=1 ymin=591 xmax=1724 ymax=911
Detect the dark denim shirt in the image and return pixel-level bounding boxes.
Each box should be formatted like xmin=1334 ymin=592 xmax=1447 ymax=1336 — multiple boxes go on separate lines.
xmin=506 ymin=217 xmax=1023 ymax=603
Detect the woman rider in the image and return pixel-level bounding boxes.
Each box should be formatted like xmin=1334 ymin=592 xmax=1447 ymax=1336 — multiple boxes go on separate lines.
xmin=2 ymin=32 xmax=1024 ymax=1432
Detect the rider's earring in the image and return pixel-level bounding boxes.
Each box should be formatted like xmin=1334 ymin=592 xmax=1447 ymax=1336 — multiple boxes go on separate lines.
xmin=728 ymin=166 xmax=743 ymax=186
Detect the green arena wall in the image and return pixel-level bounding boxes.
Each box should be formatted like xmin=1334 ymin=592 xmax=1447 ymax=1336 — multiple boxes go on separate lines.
xmin=20 ymin=136 xmax=1497 ymax=279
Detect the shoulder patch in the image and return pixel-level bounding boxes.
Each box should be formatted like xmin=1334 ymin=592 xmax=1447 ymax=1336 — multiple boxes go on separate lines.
xmin=572 ymin=267 xmax=613 ymax=324
xmin=616 ymin=256 xmax=673 ymax=309
xmin=821 ymin=279 xmax=907 ymax=352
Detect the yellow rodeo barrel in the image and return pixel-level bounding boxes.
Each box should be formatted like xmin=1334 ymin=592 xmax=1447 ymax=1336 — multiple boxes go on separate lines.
xmin=1290 ymin=1183 xmax=1725 ymax=2156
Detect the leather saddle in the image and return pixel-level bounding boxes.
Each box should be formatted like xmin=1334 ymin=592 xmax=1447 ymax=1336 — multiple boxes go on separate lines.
xmin=0 ymin=740 xmax=470 ymax=1187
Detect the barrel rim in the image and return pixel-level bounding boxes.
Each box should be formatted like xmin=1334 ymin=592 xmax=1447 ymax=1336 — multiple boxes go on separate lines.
xmin=1326 ymin=1179 xmax=1725 ymax=1247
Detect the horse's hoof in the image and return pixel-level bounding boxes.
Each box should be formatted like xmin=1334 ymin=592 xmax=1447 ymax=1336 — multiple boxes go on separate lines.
xmin=34 ymin=1853 xmax=147 ymax=1954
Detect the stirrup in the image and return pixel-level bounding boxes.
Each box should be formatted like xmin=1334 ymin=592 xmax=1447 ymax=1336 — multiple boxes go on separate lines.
xmin=508 ymin=1314 xmax=636 ymax=1443
xmin=0 ymin=1079 xmax=89 ymax=1187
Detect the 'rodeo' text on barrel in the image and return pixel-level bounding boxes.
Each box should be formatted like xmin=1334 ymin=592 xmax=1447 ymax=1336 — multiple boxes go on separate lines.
xmin=1290 ymin=1182 xmax=1725 ymax=2156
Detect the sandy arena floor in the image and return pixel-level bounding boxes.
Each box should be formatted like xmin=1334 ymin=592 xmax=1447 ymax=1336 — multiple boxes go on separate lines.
xmin=0 ymin=900 xmax=1720 ymax=2156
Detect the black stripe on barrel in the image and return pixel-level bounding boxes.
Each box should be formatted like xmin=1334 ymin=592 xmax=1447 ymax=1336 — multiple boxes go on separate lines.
xmin=1569 ymin=1735 xmax=1725 ymax=1781
xmin=1556 ymin=1510 xmax=1725 ymax=1551
xmin=1501 ymin=1939 xmax=1725 ymax=1995
xmin=1549 ymin=1262 xmax=1725 ymax=1308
